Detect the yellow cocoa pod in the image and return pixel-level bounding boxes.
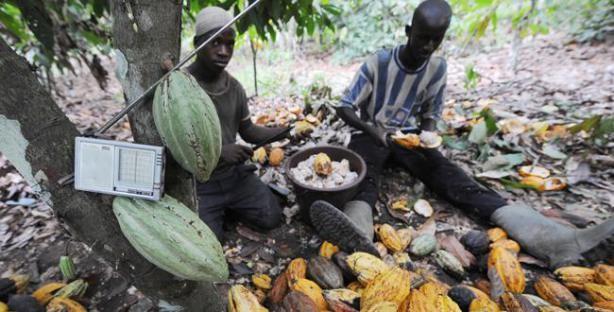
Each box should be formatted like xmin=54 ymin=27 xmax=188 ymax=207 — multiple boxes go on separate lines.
xmin=254 ymin=289 xmax=267 ymax=304
xmin=322 ymin=288 xmax=360 ymax=309
xmin=252 ymin=147 xmax=267 ymax=164
xmin=268 ymin=148 xmax=284 ymax=167
xmin=347 ymin=281 xmax=364 ymax=295
xmin=252 ymin=274 xmax=272 ymax=290
xmin=374 ymin=242 xmax=388 ymax=258
xmin=47 ymin=297 xmax=87 ymax=312
xmin=595 ymin=264 xmax=614 ymax=286
xmin=295 ymin=120 xmax=315 ymax=136
xmin=469 ymin=297 xmax=500 ymax=312
xmin=319 ymin=241 xmax=339 ymax=259
xmin=518 ymin=165 xmax=550 ymax=178
xmin=346 ymin=252 xmax=389 ymax=285
xmin=534 ymin=275 xmax=576 ymax=307
xmin=520 ymin=176 xmax=546 ymax=190
xmin=474 ymin=279 xmax=491 ymax=296
xmin=289 ymin=278 xmax=327 ymax=311
xmin=487 ymin=247 xmax=526 ymax=293
xmin=403 ymin=289 xmax=436 ymax=312
xmin=288 ymin=105 xmax=303 ymax=115
xmin=419 ymin=281 xmax=449 ymax=297
xmin=554 ymin=266 xmax=595 ymax=291
xmin=228 ymin=285 xmax=268 ymax=312
xmin=32 ymin=282 xmax=66 ymax=305
xmin=541 ymin=178 xmax=567 ymax=192
xmin=397 ymin=228 xmax=413 ymax=251
xmin=364 ymin=301 xmax=398 ymax=312
xmin=500 ymin=292 xmax=523 ymax=312
xmin=437 ymin=295 xmax=462 ymax=312
xmin=286 ymin=258 xmax=308 ymax=282
xmin=538 ymin=306 xmax=567 ymax=312
xmin=585 ymin=283 xmax=614 ymax=303
xmin=465 ymin=286 xmax=490 ymax=301
xmin=0 ymin=302 xmax=6 ymax=312
xmin=594 ymin=301 xmax=614 ymax=310
xmin=486 ymin=228 xmax=507 ymax=243
xmin=489 ymin=239 xmax=520 ymax=254
xmin=361 ymin=267 xmax=411 ymax=309
xmin=375 ymin=224 xmax=404 ymax=252
xmin=392 ymin=132 xmax=420 ymax=149
xmin=313 ymin=153 xmax=333 ymax=176
xmin=393 ymin=252 xmax=412 ymax=268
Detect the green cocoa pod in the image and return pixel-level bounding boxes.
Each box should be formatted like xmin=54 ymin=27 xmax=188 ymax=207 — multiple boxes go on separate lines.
xmin=59 ymin=256 xmax=76 ymax=281
xmin=54 ymin=279 xmax=87 ymax=299
xmin=434 ymin=250 xmax=465 ymax=278
xmin=153 ymin=70 xmax=222 ymax=182
xmin=409 ymin=234 xmax=437 ymax=257
xmin=113 ymin=195 xmax=228 ymax=282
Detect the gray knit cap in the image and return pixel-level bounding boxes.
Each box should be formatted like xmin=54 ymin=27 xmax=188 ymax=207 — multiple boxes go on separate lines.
xmin=195 ymin=7 xmax=233 ymax=38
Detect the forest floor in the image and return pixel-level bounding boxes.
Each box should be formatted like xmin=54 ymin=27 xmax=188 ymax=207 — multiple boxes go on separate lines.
xmin=0 ymin=33 xmax=612 ymax=311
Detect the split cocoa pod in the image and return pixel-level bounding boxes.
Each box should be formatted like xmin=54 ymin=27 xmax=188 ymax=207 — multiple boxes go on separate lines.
xmin=487 ymin=246 xmax=526 ymax=294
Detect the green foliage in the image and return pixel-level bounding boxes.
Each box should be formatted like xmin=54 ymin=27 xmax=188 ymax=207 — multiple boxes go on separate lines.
xmin=570 ymin=115 xmax=614 ymax=143
xmin=0 ymin=0 xmax=338 ymax=88
xmin=464 ymin=64 xmax=480 ymax=89
xmin=186 ymin=0 xmax=338 ymax=41
xmin=550 ymin=0 xmax=614 ymax=42
xmin=330 ymin=0 xmax=420 ymax=62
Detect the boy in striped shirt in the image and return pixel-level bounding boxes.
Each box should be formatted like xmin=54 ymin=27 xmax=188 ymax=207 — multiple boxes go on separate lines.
xmin=310 ymin=0 xmax=613 ymax=268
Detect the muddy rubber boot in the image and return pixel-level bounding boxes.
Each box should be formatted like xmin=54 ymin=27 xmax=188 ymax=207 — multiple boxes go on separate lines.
xmin=344 ymin=200 xmax=374 ymax=241
xmin=491 ymin=203 xmax=614 ymax=268
xmin=309 ymin=200 xmax=379 ymax=256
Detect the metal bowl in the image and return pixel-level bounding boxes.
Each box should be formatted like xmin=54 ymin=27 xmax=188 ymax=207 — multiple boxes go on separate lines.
xmin=285 ymin=145 xmax=366 ymax=220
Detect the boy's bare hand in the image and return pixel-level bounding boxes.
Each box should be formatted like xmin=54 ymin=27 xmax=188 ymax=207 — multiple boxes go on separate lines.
xmin=221 ymin=144 xmax=253 ymax=164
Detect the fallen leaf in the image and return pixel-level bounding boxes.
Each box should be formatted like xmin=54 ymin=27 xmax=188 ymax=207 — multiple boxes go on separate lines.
xmin=476 ymin=170 xmax=512 ymax=179
xmin=566 ymin=160 xmax=591 ymax=185
xmin=469 ymin=120 xmax=488 ymax=144
xmin=542 ymin=144 xmax=567 ymax=160
xmin=236 ymin=224 xmax=265 ymax=242
xmin=517 ymin=253 xmax=548 ymax=268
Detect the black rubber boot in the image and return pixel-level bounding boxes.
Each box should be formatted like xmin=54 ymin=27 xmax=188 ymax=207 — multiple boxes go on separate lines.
xmin=491 ymin=203 xmax=614 ymax=268
xmin=309 ymin=200 xmax=379 ymax=256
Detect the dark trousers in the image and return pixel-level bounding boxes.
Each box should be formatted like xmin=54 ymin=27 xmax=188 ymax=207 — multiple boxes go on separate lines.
xmin=197 ymin=164 xmax=282 ymax=240
xmin=349 ymin=133 xmax=508 ymax=219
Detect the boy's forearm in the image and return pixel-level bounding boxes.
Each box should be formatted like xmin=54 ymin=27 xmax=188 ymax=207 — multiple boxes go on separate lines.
xmin=239 ymin=119 xmax=286 ymax=144
xmin=335 ymin=107 xmax=378 ymax=136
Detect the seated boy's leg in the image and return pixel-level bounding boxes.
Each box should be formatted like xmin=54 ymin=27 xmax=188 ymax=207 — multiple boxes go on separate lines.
xmin=228 ymin=172 xmax=282 ymax=232
xmin=309 ymin=133 xmax=389 ymax=256
xmin=391 ymin=145 xmax=507 ymax=219
xmin=197 ymin=180 xmax=229 ymax=241
xmin=349 ymin=133 xmax=390 ymax=208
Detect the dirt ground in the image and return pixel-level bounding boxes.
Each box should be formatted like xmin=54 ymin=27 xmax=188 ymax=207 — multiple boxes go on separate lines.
xmin=1 ymin=33 xmax=612 ymax=311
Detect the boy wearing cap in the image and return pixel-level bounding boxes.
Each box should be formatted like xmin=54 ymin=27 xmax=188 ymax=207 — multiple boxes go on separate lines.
xmin=187 ymin=7 xmax=287 ymax=240
xmin=309 ymin=0 xmax=613 ymax=268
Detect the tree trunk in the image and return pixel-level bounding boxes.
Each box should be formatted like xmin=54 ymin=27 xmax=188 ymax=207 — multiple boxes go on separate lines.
xmin=0 ymin=33 xmax=223 ymax=312
xmin=110 ymin=0 xmax=196 ymax=210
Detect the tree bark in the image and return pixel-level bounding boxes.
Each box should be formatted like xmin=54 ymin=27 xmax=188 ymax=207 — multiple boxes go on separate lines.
xmin=0 ymin=32 xmax=223 ymax=312
xmin=110 ymin=0 xmax=196 ymax=210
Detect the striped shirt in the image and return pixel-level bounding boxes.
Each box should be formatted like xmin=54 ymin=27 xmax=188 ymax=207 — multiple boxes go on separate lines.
xmin=337 ymin=45 xmax=447 ymax=132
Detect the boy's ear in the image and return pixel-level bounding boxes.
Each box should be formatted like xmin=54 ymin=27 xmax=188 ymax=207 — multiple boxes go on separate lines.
xmin=405 ymin=24 xmax=412 ymax=37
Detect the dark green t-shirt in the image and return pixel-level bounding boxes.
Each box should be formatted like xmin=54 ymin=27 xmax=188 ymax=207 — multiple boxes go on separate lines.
xmin=192 ymin=70 xmax=250 ymax=177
